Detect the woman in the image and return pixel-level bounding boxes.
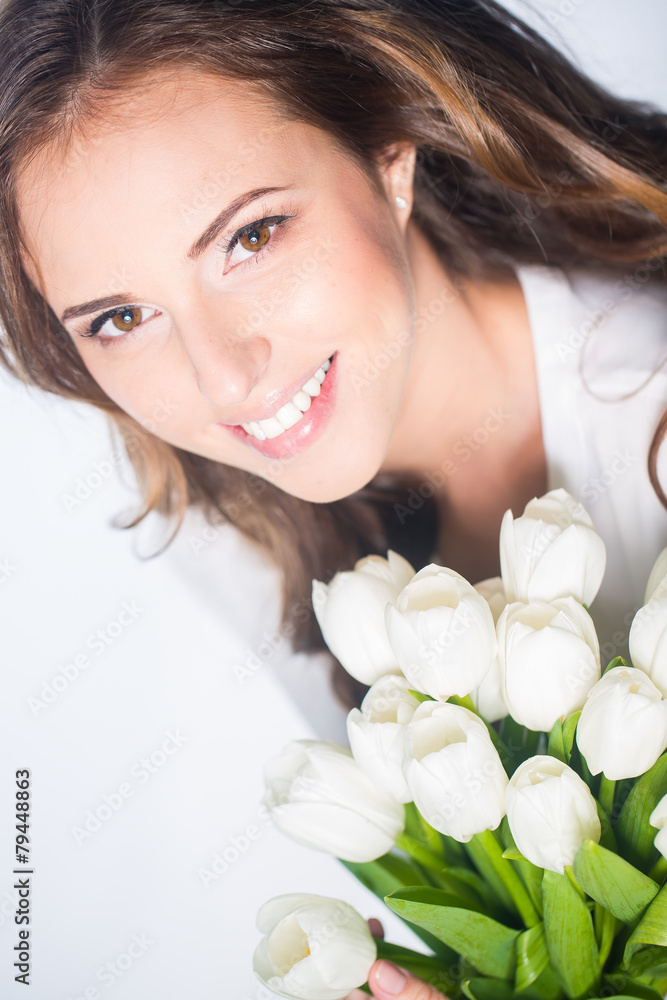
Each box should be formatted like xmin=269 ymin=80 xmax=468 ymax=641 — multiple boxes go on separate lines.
xmin=0 ymin=1 xmax=666 ymax=996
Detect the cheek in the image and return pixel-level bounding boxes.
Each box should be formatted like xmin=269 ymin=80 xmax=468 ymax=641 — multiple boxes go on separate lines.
xmin=273 ymin=209 xmax=414 ymax=363
xmin=79 ymin=347 xmax=190 ymax=435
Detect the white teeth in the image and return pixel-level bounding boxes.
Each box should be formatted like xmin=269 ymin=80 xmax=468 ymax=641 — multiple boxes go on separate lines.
xmin=302 ymin=377 xmax=321 ymax=397
xmin=274 ymin=400 xmax=303 ymax=430
xmin=293 ymin=390 xmax=312 ymax=412
xmin=241 ymin=357 xmax=333 ymax=441
xmin=248 ymin=421 xmax=266 ymax=440
xmin=260 ymin=416 xmax=286 ymax=439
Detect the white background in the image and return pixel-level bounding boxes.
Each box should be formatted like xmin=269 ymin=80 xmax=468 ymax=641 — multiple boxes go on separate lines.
xmin=1 ymin=2 xmax=666 ymax=998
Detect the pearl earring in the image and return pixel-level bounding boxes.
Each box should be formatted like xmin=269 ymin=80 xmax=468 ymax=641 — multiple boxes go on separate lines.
xmin=395 ymin=195 xmax=408 ymax=209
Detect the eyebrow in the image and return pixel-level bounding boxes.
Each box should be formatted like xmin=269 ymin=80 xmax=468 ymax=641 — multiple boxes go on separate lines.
xmin=60 ymin=184 xmax=291 ymax=324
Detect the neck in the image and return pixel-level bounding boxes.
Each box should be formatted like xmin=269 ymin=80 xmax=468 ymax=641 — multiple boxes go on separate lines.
xmin=380 ymin=220 xmax=547 ymax=563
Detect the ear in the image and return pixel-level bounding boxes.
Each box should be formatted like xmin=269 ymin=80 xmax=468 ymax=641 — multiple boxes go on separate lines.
xmin=374 ymin=141 xmax=417 ymax=228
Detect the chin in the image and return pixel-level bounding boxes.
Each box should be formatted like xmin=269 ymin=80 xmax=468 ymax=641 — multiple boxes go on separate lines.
xmin=274 ymin=456 xmax=386 ymax=505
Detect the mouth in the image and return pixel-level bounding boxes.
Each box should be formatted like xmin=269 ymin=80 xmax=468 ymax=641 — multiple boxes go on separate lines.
xmin=218 ymin=352 xmax=338 ymax=460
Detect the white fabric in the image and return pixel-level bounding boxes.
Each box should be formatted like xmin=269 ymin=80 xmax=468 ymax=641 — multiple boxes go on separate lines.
xmin=516 ymin=263 xmax=667 ymax=657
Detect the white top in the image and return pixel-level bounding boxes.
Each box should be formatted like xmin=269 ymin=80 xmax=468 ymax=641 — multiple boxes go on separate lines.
xmin=515 ymin=262 xmax=667 ymax=657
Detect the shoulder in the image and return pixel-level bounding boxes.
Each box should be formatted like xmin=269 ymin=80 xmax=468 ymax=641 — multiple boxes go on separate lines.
xmin=513 ymin=261 xmax=667 ymax=648
xmin=515 ymin=261 xmax=667 ymax=390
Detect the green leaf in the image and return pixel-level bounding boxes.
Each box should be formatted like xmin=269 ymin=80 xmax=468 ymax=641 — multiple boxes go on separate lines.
xmin=461 ymin=977 xmax=514 ymax=1000
xmin=464 ymin=833 xmax=518 ymax=919
xmin=572 ymin=840 xmax=659 ymax=923
xmin=597 ymin=801 xmax=618 ymax=853
xmin=472 ymin=829 xmax=540 ymax=927
xmin=604 ymin=656 xmax=631 ymax=672
xmin=547 ymin=720 xmax=566 ymax=765
xmin=542 ymin=870 xmax=600 ymax=998
xmin=384 ymin=887 xmax=520 ymax=980
xmin=602 ymin=975 xmax=664 ymax=1000
xmin=408 ymin=689 xmax=435 ymax=704
xmin=623 ymin=883 xmax=667 ymax=966
xmin=340 ymin=857 xmax=455 ymax=958
xmin=616 ymin=754 xmax=667 ymax=872
xmin=623 ymin=944 xmax=667 ymax=979
xmin=547 ymin=712 xmax=580 ymax=765
xmin=341 ymin=853 xmax=426 ymax=899
xmin=502 ymin=847 xmax=525 ymax=862
xmin=515 ymin=924 xmax=549 ymax=992
xmin=516 ymin=965 xmax=563 ymax=1000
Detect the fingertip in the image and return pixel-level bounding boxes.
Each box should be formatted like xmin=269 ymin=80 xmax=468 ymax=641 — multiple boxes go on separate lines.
xmin=369 ymin=959 xmax=409 ymax=995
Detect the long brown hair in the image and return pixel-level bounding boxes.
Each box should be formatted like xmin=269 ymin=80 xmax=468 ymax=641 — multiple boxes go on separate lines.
xmin=1 ymin=0 xmax=666 ymax=708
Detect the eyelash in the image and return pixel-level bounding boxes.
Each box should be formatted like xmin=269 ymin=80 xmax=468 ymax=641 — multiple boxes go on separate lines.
xmin=77 ymin=206 xmax=296 ymax=346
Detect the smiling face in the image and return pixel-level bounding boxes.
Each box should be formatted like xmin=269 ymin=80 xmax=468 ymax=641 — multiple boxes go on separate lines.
xmin=16 ymin=71 xmax=419 ymax=502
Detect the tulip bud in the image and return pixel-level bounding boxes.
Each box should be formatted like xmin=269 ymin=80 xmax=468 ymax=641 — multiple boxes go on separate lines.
xmin=650 ymin=793 xmax=667 ymax=861
xmin=263 ymin=740 xmax=404 ymax=863
xmin=347 ymin=675 xmax=421 ymax=803
xmin=499 ymin=488 xmax=606 ymax=607
xmin=384 ymin=565 xmax=497 ymax=700
xmin=253 ymin=893 xmax=377 ymax=1000
xmin=628 ymin=598 xmax=667 ymax=697
xmin=497 ymin=597 xmax=601 ymax=732
xmin=576 ymin=667 xmax=667 ymax=780
xmin=402 ymin=701 xmax=508 ymax=842
xmin=505 ymin=755 xmax=601 ymax=874
xmin=469 ymin=578 xmax=508 ymax=723
xmin=645 ymin=547 xmax=667 ymax=603
xmin=312 ymin=550 xmax=415 ymax=686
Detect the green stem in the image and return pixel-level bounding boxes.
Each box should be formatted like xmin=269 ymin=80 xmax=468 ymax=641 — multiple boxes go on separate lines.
xmin=595 ymin=904 xmax=617 ymax=969
xmin=471 ymin=829 xmax=540 ymax=927
xmin=598 ymin=775 xmax=616 ymax=817
xmin=395 ymin=832 xmax=445 ymax=874
xmin=649 ymin=854 xmax=667 ymax=884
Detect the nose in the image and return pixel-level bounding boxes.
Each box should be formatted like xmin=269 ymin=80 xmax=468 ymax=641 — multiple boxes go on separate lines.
xmin=179 ymin=310 xmax=271 ymax=408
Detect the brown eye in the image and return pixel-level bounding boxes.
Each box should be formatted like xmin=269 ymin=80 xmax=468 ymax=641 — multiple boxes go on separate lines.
xmin=239 ymin=224 xmax=271 ymax=253
xmin=112 ymin=307 xmax=143 ymax=332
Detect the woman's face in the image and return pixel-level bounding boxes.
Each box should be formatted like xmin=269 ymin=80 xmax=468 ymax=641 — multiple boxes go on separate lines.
xmin=17 ymin=72 xmax=419 ymax=502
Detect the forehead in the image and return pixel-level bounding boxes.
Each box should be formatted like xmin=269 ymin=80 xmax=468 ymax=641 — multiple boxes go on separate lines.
xmin=15 ymin=71 xmax=337 ymax=292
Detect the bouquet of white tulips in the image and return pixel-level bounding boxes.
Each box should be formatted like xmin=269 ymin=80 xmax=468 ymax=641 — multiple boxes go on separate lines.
xmin=253 ymin=489 xmax=667 ymax=1000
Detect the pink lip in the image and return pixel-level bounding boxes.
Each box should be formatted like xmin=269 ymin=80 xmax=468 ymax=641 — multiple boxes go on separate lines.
xmin=219 ymin=352 xmax=339 ymax=460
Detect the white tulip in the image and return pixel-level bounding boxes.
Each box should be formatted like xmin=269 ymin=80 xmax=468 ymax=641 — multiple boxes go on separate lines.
xmin=497 ymin=597 xmax=601 ymax=732
xmin=473 ymin=577 xmax=507 ymax=621
xmin=645 ymin=547 xmax=667 ymax=603
xmin=576 ymin=667 xmax=667 ymax=780
xmin=629 ymin=598 xmax=667 ymax=696
xmin=470 ymin=578 xmax=508 ymax=723
xmin=402 ymin=701 xmax=508 ymax=842
xmin=505 ymin=755 xmax=601 ymax=874
xmin=649 ymin=794 xmax=667 ymax=861
xmin=384 ymin=564 xmax=497 ymax=700
xmin=263 ymin=740 xmax=404 ymax=863
xmin=253 ymin=893 xmax=377 ymax=1000
xmin=312 ymin=550 xmax=415 ymax=685
xmin=347 ymin=675 xmax=421 ymax=803
xmin=499 ymin=488 xmax=606 ymax=607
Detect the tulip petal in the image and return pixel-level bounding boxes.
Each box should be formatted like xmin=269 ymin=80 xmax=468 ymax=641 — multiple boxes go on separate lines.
xmin=270 ymin=801 xmax=400 ymax=862
xmin=257 ymin=894 xmax=329 ymax=934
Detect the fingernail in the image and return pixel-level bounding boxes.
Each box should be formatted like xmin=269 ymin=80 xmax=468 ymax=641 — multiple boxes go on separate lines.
xmin=375 ymin=960 xmax=409 ymax=994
